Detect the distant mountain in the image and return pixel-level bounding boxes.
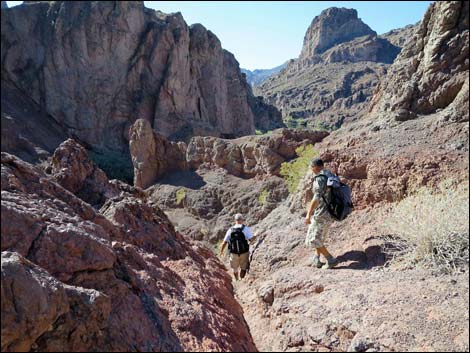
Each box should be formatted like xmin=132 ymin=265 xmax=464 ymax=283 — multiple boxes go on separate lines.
xmin=241 ymin=62 xmax=288 ymax=87
xmin=255 ymin=7 xmax=413 ymax=130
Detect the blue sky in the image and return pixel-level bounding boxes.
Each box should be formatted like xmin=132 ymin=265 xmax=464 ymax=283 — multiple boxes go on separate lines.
xmin=7 ymin=1 xmax=431 ymax=70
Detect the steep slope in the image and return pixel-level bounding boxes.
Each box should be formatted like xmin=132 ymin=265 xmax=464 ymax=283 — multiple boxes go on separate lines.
xmin=1 ymin=141 xmax=257 ymax=352
xmin=1 ymin=79 xmax=68 ymax=163
xmin=1 ymin=1 xmax=282 ymax=158
xmin=255 ymin=7 xmax=403 ymax=130
xmin=369 ymin=1 xmax=469 ymax=122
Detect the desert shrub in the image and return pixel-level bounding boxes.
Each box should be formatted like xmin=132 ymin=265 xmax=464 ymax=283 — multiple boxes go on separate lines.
xmin=89 ymin=149 xmax=134 ymax=184
xmin=258 ymin=189 xmax=269 ymax=206
xmin=382 ymin=182 xmax=469 ymax=274
xmin=284 ymin=115 xmax=307 ymax=129
xmin=175 ymin=188 xmax=187 ymax=205
xmin=280 ymin=144 xmax=318 ymax=194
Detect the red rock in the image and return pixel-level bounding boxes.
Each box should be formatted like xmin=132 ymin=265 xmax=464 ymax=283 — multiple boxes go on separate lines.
xmin=1 ymin=152 xmax=257 ymax=351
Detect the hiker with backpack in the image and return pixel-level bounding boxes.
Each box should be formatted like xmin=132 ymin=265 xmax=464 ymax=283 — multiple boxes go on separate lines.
xmin=219 ymin=213 xmax=256 ymax=280
xmin=305 ymin=158 xmax=353 ymax=269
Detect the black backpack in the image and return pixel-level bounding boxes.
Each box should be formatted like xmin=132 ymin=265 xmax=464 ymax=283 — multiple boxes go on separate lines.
xmin=228 ymin=225 xmax=250 ymax=255
xmin=314 ymin=174 xmax=354 ymax=221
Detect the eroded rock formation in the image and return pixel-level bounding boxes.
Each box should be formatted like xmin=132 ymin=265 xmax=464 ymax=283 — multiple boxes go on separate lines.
xmin=369 ymin=1 xmax=469 ymax=122
xmin=1 ymin=151 xmax=257 ymax=352
xmin=1 ymin=1 xmax=282 ymax=157
xmin=128 ymin=118 xmax=329 ymax=188
xmin=129 ymin=119 xmax=188 ymax=188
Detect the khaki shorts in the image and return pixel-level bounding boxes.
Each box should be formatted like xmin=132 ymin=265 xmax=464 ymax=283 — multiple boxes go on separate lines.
xmin=305 ymin=214 xmax=334 ymax=248
xmin=230 ymin=252 xmax=249 ymax=271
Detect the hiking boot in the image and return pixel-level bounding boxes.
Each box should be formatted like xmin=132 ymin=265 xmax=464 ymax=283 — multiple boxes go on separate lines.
xmin=322 ymin=257 xmax=339 ymax=269
xmin=311 ymin=255 xmax=325 ymax=269
xmin=240 ymin=270 xmax=247 ymax=279
xmin=234 ymin=272 xmax=240 ymax=281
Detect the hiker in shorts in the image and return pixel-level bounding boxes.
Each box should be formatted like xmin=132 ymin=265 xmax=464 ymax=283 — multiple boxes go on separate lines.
xmin=305 ymin=158 xmax=339 ymax=269
xmin=219 ymin=213 xmax=256 ymax=280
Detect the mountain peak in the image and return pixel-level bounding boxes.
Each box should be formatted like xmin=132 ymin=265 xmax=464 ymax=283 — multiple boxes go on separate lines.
xmin=300 ymin=7 xmax=376 ymax=58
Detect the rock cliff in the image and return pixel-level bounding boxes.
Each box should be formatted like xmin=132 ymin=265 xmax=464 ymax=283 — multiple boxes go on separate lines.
xmin=369 ymin=1 xmax=469 ymax=122
xmin=1 ymin=1 xmax=282 ymax=159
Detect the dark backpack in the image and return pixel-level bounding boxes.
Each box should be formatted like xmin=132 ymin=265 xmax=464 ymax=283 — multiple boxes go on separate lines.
xmin=315 ymin=174 xmax=354 ymax=221
xmin=228 ymin=225 xmax=250 ymax=255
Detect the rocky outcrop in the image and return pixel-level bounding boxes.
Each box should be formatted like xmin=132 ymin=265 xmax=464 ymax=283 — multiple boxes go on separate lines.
xmin=255 ymin=7 xmax=403 ymax=129
xmin=129 ymin=119 xmax=188 ymax=188
xmin=49 ymin=138 xmax=145 ymax=207
xmin=1 ymin=1 xmax=280 ymax=156
xmin=321 ymin=35 xmax=400 ymax=64
xmin=370 ymin=1 xmax=469 ymax=122
xmin=299 ymin=8 xmax=376 ymax=58
xmin=186 ymin=129 xmax=328 ymax=178
xmin=128 ymin=121 xmax=328 ymax=187
xmin=1 ymin=151 xmax=257 ymax=352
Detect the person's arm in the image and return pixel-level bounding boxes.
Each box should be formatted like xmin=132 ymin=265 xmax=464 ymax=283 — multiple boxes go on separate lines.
xmin=219 ymin=241 xmax=228 ymax=256
xmin=244 ymin=227 xmax=257 ymax=244
xmin=220 ymin=228 xmax=231 ymax=256
xmin=305 ymin=176 xmax=325 ymax=224
xmin=305 ymin=198 xmax=320 ymax=224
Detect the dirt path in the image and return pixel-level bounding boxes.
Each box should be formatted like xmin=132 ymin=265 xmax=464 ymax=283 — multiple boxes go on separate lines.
xmin=222 ymin=212 xmax=470 ymax=352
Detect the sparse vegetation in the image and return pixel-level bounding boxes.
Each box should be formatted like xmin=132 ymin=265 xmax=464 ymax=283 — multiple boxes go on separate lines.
xmin=256 ymin=129 xmax=275 ymax=135
xmin=382 ymin=182 xmax=469 ymax=274
xmin=89 ymin=149 xmax=134 ymax=184
xmin=258 ymin=189 xmax=269 ymax=206
xmin=284 ymin=115 xmax=307 ymax=129
xmin=175 ymin=188 xmax=187 ymax=205
xmin=280 ymin=144 xmax=318 ymax=193
xmin=311 ymin=120 xmax=331 ymax=132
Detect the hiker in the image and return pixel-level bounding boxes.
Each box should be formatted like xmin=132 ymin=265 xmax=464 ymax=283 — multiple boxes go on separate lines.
xmin=219 ymin=213 xmax=256 ymax=280
xmin=305 ymin=158 xmax=340 ymax=269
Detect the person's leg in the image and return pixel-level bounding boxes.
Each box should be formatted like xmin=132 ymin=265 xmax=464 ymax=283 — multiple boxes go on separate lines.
xmin=306 ymin=219 xmax=326 ymax=268
xmin=317 ymin=218 xmax=339 ymax=269
xmin=317 ymin=246 xmax=332 ymax=259
xmin=230 ymin=254 xmax=240 ymax=280
xmin=239 ymin=252 xmax=249 ymax=279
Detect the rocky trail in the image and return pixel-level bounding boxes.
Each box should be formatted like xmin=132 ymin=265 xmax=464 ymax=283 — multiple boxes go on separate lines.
xmin=230 ymin=211 xmax=469 ymax=352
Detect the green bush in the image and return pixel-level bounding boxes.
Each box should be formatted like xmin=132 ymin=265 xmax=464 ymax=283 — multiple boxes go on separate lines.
xmin=175 ymin=188 xmax=187 ymax=205
xmin=382 ymin=182 xmax=469 ymax=274
xmin=258 ymin=189 xmax=269 ymax=206
xmin=280 ymin=144 xmax=318 ymax=193
xmin=88 ymin=149 xmax=134 ymax=184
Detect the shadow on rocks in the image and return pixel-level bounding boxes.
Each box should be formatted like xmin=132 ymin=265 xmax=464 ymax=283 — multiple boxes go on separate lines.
xmin=158 ymin=171 xmax=206 ymax=189
xmin=334 ymin=246 xmax=389 ymax=270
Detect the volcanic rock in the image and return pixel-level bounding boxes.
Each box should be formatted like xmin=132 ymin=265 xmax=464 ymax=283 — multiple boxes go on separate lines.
xmin=369 ymin=1 xmax=469 ymax=121
xmin=1 ymin=1 xmax=281 ymax=155
xmin=1 ymin=151 xmax=257 ymax=351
